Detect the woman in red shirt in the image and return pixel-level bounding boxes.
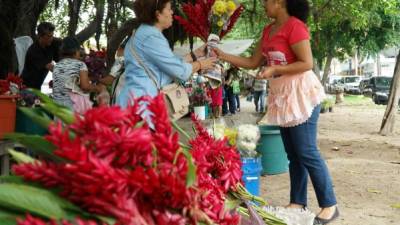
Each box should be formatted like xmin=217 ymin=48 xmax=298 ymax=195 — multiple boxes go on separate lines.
xmin=215 ymin=0 xmax=338 ymax=224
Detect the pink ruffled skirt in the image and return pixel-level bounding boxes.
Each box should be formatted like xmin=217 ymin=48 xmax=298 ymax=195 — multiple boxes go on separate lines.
xmin=69 ymin=92 xmax=93 ymax=115
xmin=259 ymin=71 xmax=325 ymax=127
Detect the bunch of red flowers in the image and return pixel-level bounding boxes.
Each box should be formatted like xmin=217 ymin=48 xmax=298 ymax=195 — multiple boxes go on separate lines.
xmin=14 ymin=94 xmax=243 ymax=225
xmin=84 ymin=49 xmax=107 ymax=82
xmin=0 ymin=73 xmax=24 ymax=95
xmin=174 ymin=0 xmax=244 ymax=42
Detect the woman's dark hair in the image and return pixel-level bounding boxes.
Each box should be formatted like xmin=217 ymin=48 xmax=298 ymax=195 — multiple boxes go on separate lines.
xmin=37 ymin=22 xmax=55 ymax=36
xmin=133 ymin=0 xmax=171 ymax=24
xmin=60 ymin=36 xmax=80 ymax=57
xmin=286 ymin=0 xmax=310 ymax=23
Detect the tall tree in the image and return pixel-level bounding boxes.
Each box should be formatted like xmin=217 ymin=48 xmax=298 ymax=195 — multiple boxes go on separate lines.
xmin=380 ymin=50 xmax=400 ymax=135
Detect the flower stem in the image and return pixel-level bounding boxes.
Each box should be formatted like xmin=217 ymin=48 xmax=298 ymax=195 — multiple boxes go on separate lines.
xmin=171 ymin=120 xmax=191 ymax=140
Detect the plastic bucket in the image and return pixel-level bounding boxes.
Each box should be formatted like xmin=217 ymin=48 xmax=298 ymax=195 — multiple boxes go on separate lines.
xmin=15 ymin=108 xmax=48 ymax=135
xmin=194 ymin=106 xmax=206 ymax=120
xmin=0 ymin=95 xmax=17 ymax=139
xmin=241 ymin=157 xmax=262 ymax=196
xmin=257 ymin=125 xmax=288 ymax=175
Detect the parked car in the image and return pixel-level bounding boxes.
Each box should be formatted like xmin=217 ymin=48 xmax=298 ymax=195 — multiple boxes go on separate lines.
xmin=364 ymin=76 xmax=392 ymax=104
xmin=359 ymin=78 xmax=371 ymax=95
xmin=327 ymin=76 xmax=342 ymax=93
xmin=343 ymin=76 xmax=362 ymax=94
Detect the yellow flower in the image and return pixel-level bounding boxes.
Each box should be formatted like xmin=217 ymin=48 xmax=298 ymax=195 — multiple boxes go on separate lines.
xmin=217 ymin=20 xmax=224 ymax=27
xmin=213 ymin=0 xmax=227 ymax=16
xmin=226 ymin=1 xmax=237 ymax=13
xmin=224 ymin=128 xmax=238 ymax=146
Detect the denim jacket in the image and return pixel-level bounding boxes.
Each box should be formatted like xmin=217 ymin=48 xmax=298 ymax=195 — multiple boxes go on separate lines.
xmin=117 ymin=24 xmax=192 ymax=107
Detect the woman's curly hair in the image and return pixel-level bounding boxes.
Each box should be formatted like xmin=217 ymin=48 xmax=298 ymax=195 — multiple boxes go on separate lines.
xmin=286 ymin=0 xmax=310 ymax=23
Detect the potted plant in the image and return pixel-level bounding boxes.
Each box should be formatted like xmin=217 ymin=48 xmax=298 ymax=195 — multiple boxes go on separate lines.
xmin=321 ymin=98 xmax=335 ymax=113
xmin=0 ymin=73 xmax=23 ymax=139
xmin=189 ymin=86 xmax=210 ymax=120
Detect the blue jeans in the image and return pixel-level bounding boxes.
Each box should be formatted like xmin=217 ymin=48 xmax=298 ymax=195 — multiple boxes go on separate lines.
xmin=223 ymin=86 xmax=236 ymax=115
xmin=253 ymin=90 xmax=266 ymax=112
xmin=280 ymin=105 xmax=337 ymax=207
xmin=234 ymin=94 xmax=240 ymax=110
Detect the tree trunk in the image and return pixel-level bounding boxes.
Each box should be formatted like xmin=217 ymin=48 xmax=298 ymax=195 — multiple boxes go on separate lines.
xmin=321 ymin=53 xmax=333 ymax=88
xmin=67 ymin=0 xmax=84 ymax=36
xmin=0 ymin=0 xmax=49 ymax=76
xmin=14 ymin=0 xmax=50 ymax=37
xmin=313 ymin=58 xmax=321 ymax=80
xmin=380 ymin=50 xmax=400 ymax=135
xmin=106 ymin=18 xmax=139 ymax=71
xmin=75 ymin=0 xmax=105 ymax=43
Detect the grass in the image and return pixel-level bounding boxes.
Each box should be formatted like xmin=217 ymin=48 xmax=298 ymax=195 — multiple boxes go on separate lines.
xmin=342 ymin=94 xmax=375 ymax=106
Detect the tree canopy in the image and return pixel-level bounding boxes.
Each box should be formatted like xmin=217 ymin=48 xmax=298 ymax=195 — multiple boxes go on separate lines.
xmin=0 ymin=0 xmax=399 ymax=78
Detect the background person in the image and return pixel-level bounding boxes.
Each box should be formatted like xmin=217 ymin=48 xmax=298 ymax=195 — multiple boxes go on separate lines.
xmin=52 ymin=37 xmax=107 ymax=114
xmin=117 ymin=0 xmax=216 ymax=110
xmin=22 ymin=22 xmax=61 ymax=90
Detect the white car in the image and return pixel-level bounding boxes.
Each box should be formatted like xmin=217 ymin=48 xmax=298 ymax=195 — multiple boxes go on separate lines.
xmin=342 ymin=76 xmax=362 ymax=94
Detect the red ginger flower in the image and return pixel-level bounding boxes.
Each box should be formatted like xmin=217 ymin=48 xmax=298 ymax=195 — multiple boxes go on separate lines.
xmin=12 ymin=161 xmax=63 ymax=188
xmin=13 ymin=94 xmax=242 ymax=225
xmin=17 ymin=214 xmax=102 ymax=225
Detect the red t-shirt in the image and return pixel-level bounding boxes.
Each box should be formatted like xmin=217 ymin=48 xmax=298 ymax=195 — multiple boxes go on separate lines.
xmin=261 ymin=17 xmax=310 ymax=66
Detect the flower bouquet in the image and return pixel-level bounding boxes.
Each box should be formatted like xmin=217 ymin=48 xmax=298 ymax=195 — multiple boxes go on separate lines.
xmin=175 ymin=0 xmax=244 ymax=83
xmin=236 ymin=124 xmax=260 ymax=158
xmin=190 ymin=86 xmax=211 ymax=120
xmin=0 ymin=73 xmax=24 ymax=96
xmin=84 ymin=49 xmax=107 ymax=83
xmin=1 ymin=90 xmax=285 ymax=225
xmin=190 ymin=86 xmax=210 ymax=107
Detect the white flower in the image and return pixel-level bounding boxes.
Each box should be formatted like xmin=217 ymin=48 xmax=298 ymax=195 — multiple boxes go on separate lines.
xmin=237 ymin=124 xmax=260 ymax=157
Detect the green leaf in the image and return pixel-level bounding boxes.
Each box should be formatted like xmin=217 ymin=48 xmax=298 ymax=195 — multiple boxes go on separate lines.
xmin=180 ymin=149 xmax=197 ymax=187
xmin=0 ymin=176 xmax=25 ymax=184
xmin=40 ymin=104 xmax=75 ymax=125
xmin=0 ymin=217 xmax=17 ymax=225
xmin=3 ymin=133 xmax=65 ymax=162
xmin=18 ymin=107 xmax=52 ymax=130
xmin=8 ymin=149 xmax=36 ymax=164
xmin=0 ymin=208 xmax=21 ymax=225
xmin=224 ymin=197 xmax=242 ymax=211
xmin=28 ymin=89 xmax=75 ymax=125
xmin=0 ymin=183 xmax=68 ymax=219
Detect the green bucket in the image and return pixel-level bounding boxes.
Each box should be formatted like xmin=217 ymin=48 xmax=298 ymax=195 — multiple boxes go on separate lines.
xmin=257 ymin=125 xmax=288 ymax=175
xmin=15 ymin=108 xmax=48 ymax=136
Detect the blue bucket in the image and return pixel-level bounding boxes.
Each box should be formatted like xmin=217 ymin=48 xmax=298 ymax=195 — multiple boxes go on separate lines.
xmin=241 ymin=157 xmax=262 ymax=196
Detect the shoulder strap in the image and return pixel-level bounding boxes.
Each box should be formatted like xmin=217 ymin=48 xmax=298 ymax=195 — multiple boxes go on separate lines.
xmin=128 ymin=30 xmax=161 ymax=90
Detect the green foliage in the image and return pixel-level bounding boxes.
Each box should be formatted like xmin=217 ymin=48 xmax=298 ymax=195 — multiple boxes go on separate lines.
xmin=311 ymin=0 xmax=400 ymax=70
xmin=8 ymin=149 xmax=36 ymax=164
xmin=0 ymin=184 xmax=70 ymax=219
xmin=4 ymin=133 xmax=64 ymax=162
xmin=321 ymin=98 xmax=334 ymax=110
xmin=29 ymin=89 xmax=75 ymax=125
xmin=225 ymin=0 xmax=269 ymax=40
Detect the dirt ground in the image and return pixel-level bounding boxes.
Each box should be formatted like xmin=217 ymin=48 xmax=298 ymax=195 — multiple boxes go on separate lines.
xmin=178 ymin=95 xmax=400 ymax=225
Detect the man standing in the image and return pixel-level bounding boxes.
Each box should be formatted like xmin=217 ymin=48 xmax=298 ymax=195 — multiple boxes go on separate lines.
xmin=22 ymin=22 xmax=61 ymax=89
xmin=253 ymin=78 xmax=267 ymax=113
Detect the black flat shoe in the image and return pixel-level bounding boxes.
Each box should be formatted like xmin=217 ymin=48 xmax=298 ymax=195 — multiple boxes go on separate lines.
xmin=313 ymin=206 xmax=339 ymax=225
